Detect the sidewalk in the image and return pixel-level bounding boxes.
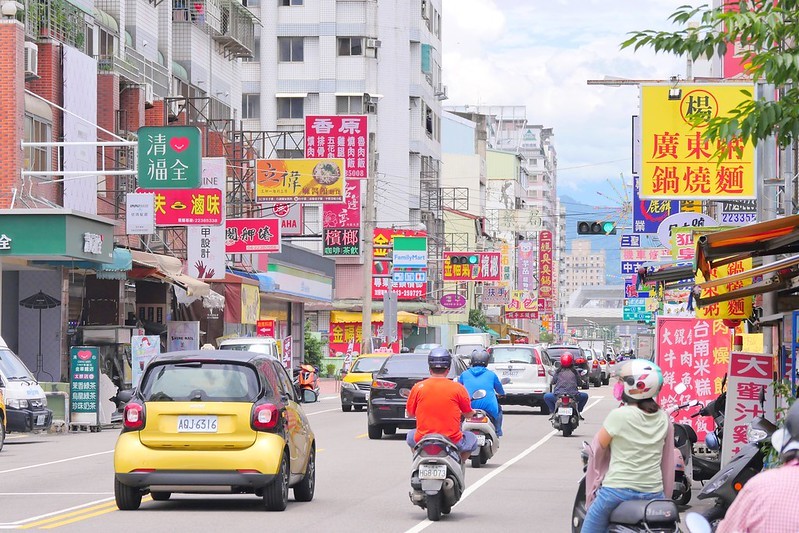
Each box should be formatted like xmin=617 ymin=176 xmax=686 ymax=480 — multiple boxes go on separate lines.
xmin=319 ymin=377 xmax=339 ymax=396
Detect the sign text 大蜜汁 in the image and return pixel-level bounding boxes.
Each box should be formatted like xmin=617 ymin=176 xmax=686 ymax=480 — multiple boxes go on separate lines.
xmin=137 ymin=126 xmax=202 ymax=189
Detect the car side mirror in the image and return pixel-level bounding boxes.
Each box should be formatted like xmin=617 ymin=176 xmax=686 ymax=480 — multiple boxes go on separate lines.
xmin=302 ymin=389 xmax=318 ymax=404
xmin=471 ymin=389 xmax=487 ymax=400
xmin=116 ymin=389 xmax=134 ymax=404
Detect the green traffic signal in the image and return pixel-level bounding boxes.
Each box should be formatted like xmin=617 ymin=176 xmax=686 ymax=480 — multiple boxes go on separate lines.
xmin=576 ymin=221 xmax=617 ymax=235
xmin=602 ymin=221 xmax=616 ymax=234
xmin=468 ymin=255 xmax=478 ymax=264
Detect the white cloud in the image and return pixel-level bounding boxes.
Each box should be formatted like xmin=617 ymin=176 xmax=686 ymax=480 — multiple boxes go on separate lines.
xmin=442 ymin=0 xmax=709 ymax=205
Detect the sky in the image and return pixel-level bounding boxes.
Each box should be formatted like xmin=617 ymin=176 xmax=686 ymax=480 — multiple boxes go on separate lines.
xmin=440 ymin=0 xmax=711 ymax=208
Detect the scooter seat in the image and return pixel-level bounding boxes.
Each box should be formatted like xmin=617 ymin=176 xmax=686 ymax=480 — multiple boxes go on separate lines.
xmin=609 ymin=499 xmax=678 ymax=526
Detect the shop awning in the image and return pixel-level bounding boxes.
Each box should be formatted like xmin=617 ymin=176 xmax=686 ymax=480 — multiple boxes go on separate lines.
xmin=696 ymin=214 xmax=799 ymax=279
xmin=330 ymin=310 xmax=419 ymax=324
xmin=637 ymin=262 xmax=694 ymax=289
xmin=129 ymin=250 xmax=210 ymax=297
xmin=693 ymin=253 xmax=799 ymax=307
xmin=96 ymin=248 xmax=133 ymax=280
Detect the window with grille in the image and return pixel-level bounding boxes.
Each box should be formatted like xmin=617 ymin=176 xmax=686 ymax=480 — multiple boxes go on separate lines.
xmin=304 ymin=205 xmax=320 ymax=234
xmin=243 ymin=35 xmax=260 ymax=62
xmin=336 ymin=96 xmax=363 ymax=114
xmin=242 ymin=94 xmax=260 ymax=119
xmin=280 ymin=0 xmax=302 ymax=5
xmin=338 ymin=37 xmax=363 ymax=56
xmin=277 ymin=97 xmax=304 ymax=119
xmin=278 ymin=37 xmax=304 ymax=62
xmin=24 ymin=115 xmax=51 ymax=172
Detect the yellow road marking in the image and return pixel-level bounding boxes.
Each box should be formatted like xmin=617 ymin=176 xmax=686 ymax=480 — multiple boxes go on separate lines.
xmin=20 ymin=496 xmax=152 ymax=529
xmin=355 ymin=433 xmax=367 ymax=439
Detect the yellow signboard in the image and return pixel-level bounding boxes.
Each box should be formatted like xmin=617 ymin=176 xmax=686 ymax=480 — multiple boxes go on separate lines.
xmin=241 ymin=283 xmax=260 ymax=325
xmin=256 ymin=158 xmax=345 ymax=202
xmin=506 ymin=290 xmax=538 ymax=312
xmin=695 ymin=258 xmax=753 ymax=320
xmin=640 ymin=84 xmax=755 ymax=199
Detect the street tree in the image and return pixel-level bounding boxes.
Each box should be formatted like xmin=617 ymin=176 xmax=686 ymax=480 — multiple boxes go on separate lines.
xmin=621 ymin=1 xmax=799 ymax=149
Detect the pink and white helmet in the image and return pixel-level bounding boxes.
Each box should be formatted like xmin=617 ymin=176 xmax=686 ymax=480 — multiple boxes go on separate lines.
xmin=617 ymin=359 xmax=663 ymax=400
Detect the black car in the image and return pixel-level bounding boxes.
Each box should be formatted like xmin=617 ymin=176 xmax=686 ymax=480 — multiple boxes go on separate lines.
xmin=546 ymin=345 xmax=590 ymax=390
xmin=366 ymin=353 xmax=467 ymax=440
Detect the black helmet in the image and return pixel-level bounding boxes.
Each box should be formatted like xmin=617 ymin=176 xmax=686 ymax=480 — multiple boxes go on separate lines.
xmin=471 ymin=349 xmax=490 ymax=367
xmin=428 ymin=347 xmax=452 ymax=370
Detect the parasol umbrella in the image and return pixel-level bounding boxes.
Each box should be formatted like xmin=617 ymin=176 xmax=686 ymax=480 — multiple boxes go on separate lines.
xmin=19 ymin=290 xmax=61 ymax=381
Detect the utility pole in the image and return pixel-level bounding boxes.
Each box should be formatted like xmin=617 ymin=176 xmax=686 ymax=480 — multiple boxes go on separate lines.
xmin=361 ymin=153 xmax=376 ymax=354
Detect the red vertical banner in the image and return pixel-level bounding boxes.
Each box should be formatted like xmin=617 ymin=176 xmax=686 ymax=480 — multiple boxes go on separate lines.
xmin=323 ymin=179 xmax=361 ymax=228
xmin=305 ymin=115 xmax=368 ymax=179
xmin=656 ymin=317 xmax=732 ymax=441
xmin=537 ymin=230 xmax=553 ymax=312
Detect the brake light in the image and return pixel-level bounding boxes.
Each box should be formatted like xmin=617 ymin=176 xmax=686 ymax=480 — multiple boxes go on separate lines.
xmin=123 ymin=402 xmax=145 ymax=431
xmin=422 ymin=444 xmax=444 ymax=455
xmin=593 ymin=360 xmax=599 ymax=368
xmin=576 ymin=358 xmax=586 ymax=365
xmin=536 ymin=352 xmax=545 ymax=377
xmin=252 ymin=403 xmax=279 ymax=431
xmin=561 ymin=396 xmax=570 ymax=404
xmin=372 ymin=379 xmax=397 ymax=389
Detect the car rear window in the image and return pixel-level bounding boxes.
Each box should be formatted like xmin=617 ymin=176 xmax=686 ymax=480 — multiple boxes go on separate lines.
xmin=350 ymin=357 xmax=387 ymax=373
xmin=220 ymin=343 xmax=276 ymax=357
xmin=488 ymin=347 xmax=535 ymax=364
xmin=140 ymin=362 xmax=262 ymax=402
xmin=379 ymin=355 xmax=459 ymax=377
xmin=548 ymin=348 xmax=582 ymax=360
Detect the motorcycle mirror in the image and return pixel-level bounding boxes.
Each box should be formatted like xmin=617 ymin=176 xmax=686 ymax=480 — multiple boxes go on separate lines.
xmin=758 ymin=385 xmax=766 ymax=407
xmin=684 ymin=512 xmax=712 ymax=533
xmin=500 ymin=377 xmax=511 ymax=384
xmin=688 ymin=399 xmax=699 ymax=407
xmin=472 ymin=389 xmax=487 ymax=400
xmin=674 ymin=383 xmax=688 ymax=395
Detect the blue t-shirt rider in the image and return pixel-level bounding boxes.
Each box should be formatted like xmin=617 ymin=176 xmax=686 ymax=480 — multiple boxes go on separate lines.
xmin=457 ymin=349 xmax=505 ymax=436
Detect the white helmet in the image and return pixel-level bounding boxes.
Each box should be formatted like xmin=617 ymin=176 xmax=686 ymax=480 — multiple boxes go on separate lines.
xmin=617 ymin=359 xmax=663 ymax=400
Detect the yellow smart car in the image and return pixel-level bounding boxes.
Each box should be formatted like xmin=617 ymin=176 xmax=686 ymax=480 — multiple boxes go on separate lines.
xmin=0 ymin=389 xmax=6 ymax=452
xmin=340 ymin=353 xmax=389 ymax=412
xmin=114 ymin=350 xmax=317 ymax=511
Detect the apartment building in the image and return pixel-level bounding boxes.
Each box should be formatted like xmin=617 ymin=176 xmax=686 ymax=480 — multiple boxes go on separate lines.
xmin=563 ymin=239 xmax=607 ymax=295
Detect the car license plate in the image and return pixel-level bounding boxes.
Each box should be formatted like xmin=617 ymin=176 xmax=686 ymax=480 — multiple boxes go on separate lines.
xmin=558 ymin=407 xmax=573 ymax=416
xmin=177 ymin=415 xmax=218 ymax=433
xmin=36 ymin=415 xmax=46 ymax=426
xmin=476 ymin=434 xmax=486 ymax=446
xmin=502 ymin=369 xmax=520 ymax=377
xmin=418 ymin=464 xmax=446 ymax=480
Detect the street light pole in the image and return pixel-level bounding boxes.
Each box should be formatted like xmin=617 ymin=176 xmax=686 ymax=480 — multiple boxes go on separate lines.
xmin=361 ymin=146 xmax=377 ymax=354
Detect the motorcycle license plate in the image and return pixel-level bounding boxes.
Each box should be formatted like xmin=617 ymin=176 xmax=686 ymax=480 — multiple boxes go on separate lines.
xmin=476 ymin=434 xmax=486 ymax=446
xmin=557 ymin=407 xmax=573 ymax=416
xmin=418 ymin=464 xmax=447 ymax=480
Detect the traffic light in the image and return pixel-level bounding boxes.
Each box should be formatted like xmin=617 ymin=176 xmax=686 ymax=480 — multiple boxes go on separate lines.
xmin=577 ymin=221 xmax=617 ymax=235
xmin=448 ymin=254 xmax=480 ymax=265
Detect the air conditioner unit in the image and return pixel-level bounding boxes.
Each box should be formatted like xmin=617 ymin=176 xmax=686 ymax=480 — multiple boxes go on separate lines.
xmin=143 ymin=83 xmax=154 ymax=107
xmin=365 ymin=102 xmax=377 ymax=114
xmin=365 ymin=38 xmax=381 ymax=49
xmin=364 ymin=94 xmax=380 ymax=105
xmin=24 ymin=42 xmax=38 ymax=79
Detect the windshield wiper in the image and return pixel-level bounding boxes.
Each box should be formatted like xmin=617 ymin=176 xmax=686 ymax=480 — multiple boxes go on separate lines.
xmin=508 ymin=360 xmax=532 ymax=364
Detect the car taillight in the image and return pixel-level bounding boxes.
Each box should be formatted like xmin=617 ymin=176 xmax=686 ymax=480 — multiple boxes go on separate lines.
xmin=576 ymin=358 xmax=586 ymax=365
xmin=422 ymin=444 xmax=444 ymax=455
xmin=536 ymin=353 xmax=545 ymax=377
xmin=372 ymin=379 xmax=397 ymax=389
xmin=593 ymin=360 xmax=598 ymax=367
xmin=252 ymin=403 xmax=279 ymax=431
xmin=123 ymin=402 xmax=145 ymax=431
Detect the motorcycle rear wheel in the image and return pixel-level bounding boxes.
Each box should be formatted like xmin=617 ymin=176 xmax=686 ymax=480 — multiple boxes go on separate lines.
xmin=563 ymin=425 xmax=573 ymax=437
xmin=572 ymin=477 xmax=586 ymax=533
xmin=426 ymin=493 xmax=442 ymax=521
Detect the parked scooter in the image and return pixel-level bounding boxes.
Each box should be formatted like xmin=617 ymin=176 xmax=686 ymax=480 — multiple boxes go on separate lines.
xmin=409 ymin=433 xmax=465 ymax=521
xmin=463 ymin=389 xmax=499 ymax=468
xmin=572 ymin=441 xmax=680 ymax=532
xmin=294 ymin=364 xmax=320 ymax=395
xmin=668 ymin=398 xmax=700 ymax=505
xmin=696 ymin=387 xmax=777 ymax=526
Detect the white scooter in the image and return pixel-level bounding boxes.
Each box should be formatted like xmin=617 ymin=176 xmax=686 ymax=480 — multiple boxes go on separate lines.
xmin=409 ymin=433 xmax=465 ymax=521
xmin=462 ymin=389 xmax=499 ymax=468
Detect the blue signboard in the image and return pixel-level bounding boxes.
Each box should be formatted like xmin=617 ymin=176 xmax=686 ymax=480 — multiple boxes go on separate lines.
xmin=621 ymin=260 xmax=648 ymax=276
xmin=633 ymin=176 xmax=680 ymax=234
xmin=620 ymin=234 xmax=641 ymax=248
xmin=624 ymin=277 xmax=650 ymax=299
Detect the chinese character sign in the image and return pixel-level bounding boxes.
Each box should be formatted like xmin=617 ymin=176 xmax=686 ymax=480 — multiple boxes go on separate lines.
xmin=640 ymin=85 xmax=755 ymax=199
xmin=517 ymin=240 xmax=535 ymax=292
xmin=257 ymin=319 xmax=275 ymax=338
xmin=506 ymin=290 xmax=538 ymax=319
xmin=323 ymin=228 xmax=361 ymax=256
xmin=283 ymin=335 xmax=293 ymax=369
xmin=137 ymin=126 xmax=202 ymax=189
xmin=722 ymin=352 xmax=775 ymax=465
xmin=695 ymin=258 xmax=753 ymax=320
xmin=225 ymin=218 xmax=281 ymax=253
xmin=323 ymin=180 xmax=361 ymax=229
xmin=372 ymin=228 xmax=427 ymax=300
xmin=126 ymin=192 xmax=155 ymax=235
xmin=187 ymin=157 xmax=227 ymax=281
xmin=267 ymin=202 xmax=304 ymax=236
xmin=138 ymin=188 xmax=223 ymax=226
xmin=256 ymin=159 xmax=345 ymax=202
xmin=305 ymin=115 xmax=368 ymax=178
xmin=70 ymin=346 xmax=100 ymax=425
xmin=329 ymin=322 xmax=365 ymax=357
xmin=656 ymin=317 xmax=732 ymax=441
xmin=482 ymin=285 xmax=510 ymax=305
xmin=442 ymin=252 xmax=502 ymax=282
xmin=633 ymin=176 xmax=679 ymax=233
xmin=538 ymin=230 xmax=553 ymax=300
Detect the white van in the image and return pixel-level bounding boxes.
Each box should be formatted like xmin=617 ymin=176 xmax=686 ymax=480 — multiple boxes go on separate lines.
xmin=452 ymin=333 xmax=492 ymax=358
xmin=0 ymin=338 xmax=52 ymax=432
xmin=218 ymin=337 xmax=279 ymax=358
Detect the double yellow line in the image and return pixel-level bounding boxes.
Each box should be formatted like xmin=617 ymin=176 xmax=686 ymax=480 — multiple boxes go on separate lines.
xmin=20 ymin=496 xmax=152 ymax=530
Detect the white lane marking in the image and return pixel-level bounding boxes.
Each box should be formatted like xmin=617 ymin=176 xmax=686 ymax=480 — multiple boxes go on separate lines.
xmin=305 ymin=407 xmax=341 ymax=416
xmin=404 ymin=397 xmax=604 ymax=533
xmin=0 ymin=497 xmax=114 ymax=527
xmin=0 ymin=450 xmax=114 ymax=475
xmin=0 ymin=492 xmax=114 ymax=496
xmin=319 ymin=394 xmax=338 ymax=402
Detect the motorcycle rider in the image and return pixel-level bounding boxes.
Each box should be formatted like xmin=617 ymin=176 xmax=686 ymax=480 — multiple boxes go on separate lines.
xmin=405 ymin=347 xmax=477 ymax=462
xmin=457 ymin=349 xmax=506 ymax=436
xmin=716 ymin=401 xmax=799 ymax=533
xmin=543 ymin=353 xmax=589 ymax=415
xmin=581 ymin=359 xmax=672 ymax=533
